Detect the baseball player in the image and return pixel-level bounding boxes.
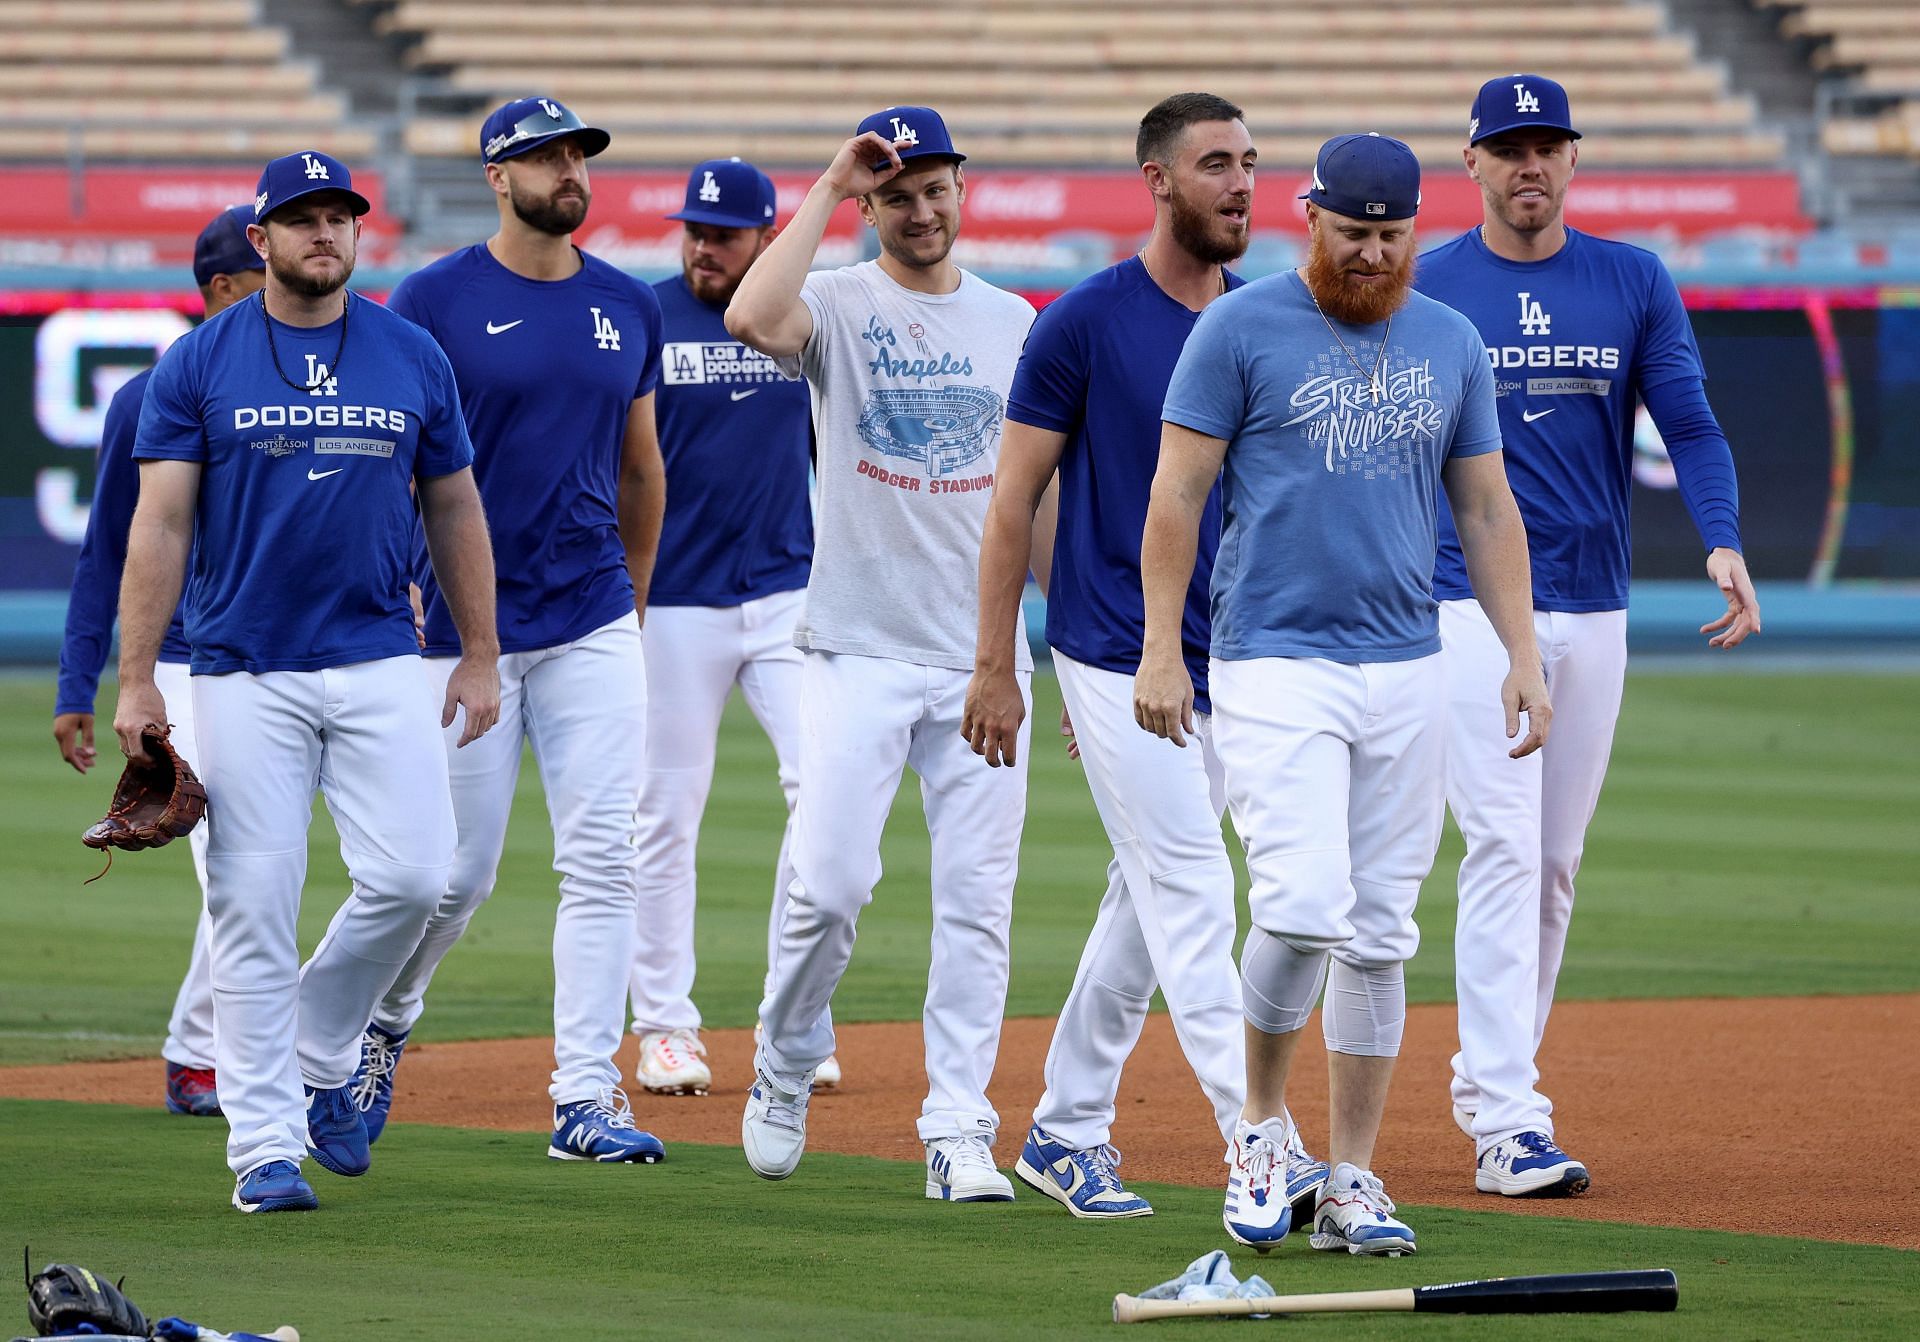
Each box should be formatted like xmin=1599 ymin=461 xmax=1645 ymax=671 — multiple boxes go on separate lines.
xmin=965 ymin=92 xmax=1327 ymax=1222
xmin=1415 ymin=74 xmax=1756 ymax=1196
xmin=626 ymin=157 xmax=837 ymax=1098
xmin=728 ymin=107 xmax=1036 ymax=1200
xmin=1136 ymin=133 xmax=1549 ymax=1256
xmin=114 ymin=149 xmax=500 ymax=1214
xmin=55 ymin=205 xmax=265 ymax=1120
xmin=350 ymin=97 xmax=670 ymax=1164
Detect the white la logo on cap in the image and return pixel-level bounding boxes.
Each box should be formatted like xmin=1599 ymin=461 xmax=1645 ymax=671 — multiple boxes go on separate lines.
xmin=301 ymin=153 xmax=329 ymax=180
xmin=1311 ymin=165 xmax=1326 ymax=192
xmin=539 ymin=98 xmax=561 ymax=119
xmin=1513 ymin=82 xmax=1541 ymax=113
xmin=699 ymin=170 xmax=722 ymax=203
xmin=255 ymin=190 xmax=269 ymax=215
xmin=889 ymin=116 xmax=919 ymax=145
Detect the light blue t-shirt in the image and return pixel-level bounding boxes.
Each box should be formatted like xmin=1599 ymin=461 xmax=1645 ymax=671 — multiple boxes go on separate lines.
xmin=1162 ymin=271 xmax=1501 ymax=664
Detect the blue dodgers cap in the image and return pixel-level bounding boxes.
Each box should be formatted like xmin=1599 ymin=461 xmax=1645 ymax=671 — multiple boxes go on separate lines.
xmin=192 ymin=204 xmax=266 ymax=285
xmin=1298 ymin=132 xmax=1421 ymax=221
xmin=254 ymin=150 xmax=371 ymax=222
xmin=666 ymin=157 xmax=777 ymax=229
xmin=1468 ymin=73 xmax=1582 ymax=145
xmin=855 ymin=105 xmax=966 ymax=164
xmin=481 ymin=95 xmax=611 ymax=164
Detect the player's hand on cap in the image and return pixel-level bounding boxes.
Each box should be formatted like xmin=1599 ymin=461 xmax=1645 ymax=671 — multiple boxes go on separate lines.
xmin=963 ymin=666 xmax=1027 ymax=768
xmin=54 ymin=712 xmax=98 ymax=774
xmin=1701 ymin=547 xmax=1761 ymax=649
xmin=822 ymin=132 xmax=907 ymax=201
xmin=1502 ymin=660 xmax=1551 ymax=759
xmin=443 ymin=656 xmax=501 ymax=748
xmin=111 ymin=683 xmax=169 ymax=766
xmin=1132 ymin=650 xmax=1194 ymax=748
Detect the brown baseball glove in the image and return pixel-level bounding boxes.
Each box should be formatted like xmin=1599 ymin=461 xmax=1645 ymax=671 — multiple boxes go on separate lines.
xmin=81 ymin=722 xmax=208 ymax=880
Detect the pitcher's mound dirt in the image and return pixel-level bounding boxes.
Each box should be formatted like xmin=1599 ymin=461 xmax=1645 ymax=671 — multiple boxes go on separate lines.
xmin=4 ymin=994 xmax=1913 ymax=1249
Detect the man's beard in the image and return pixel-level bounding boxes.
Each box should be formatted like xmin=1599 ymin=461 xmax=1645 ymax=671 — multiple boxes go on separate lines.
xmin=1168 ymin=183 xmax=1249 ymax=265
xmin=683 ymin=261 xmax=741 ymax=305
xmin=267 ymin=247 xmax=352 ymax=299
xmin=1304 ymin=227 xmax=1414 ymax=325
xmin=511 ymin=182 xmax=590 ymax=237
xmin=1487 ymin=179 xmax=1567 ymax=236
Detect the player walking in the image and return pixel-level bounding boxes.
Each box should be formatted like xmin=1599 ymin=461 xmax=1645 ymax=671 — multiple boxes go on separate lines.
xmin=349 ymin=98 xmax=670 ymax=1164
xmin=1136 ymin=133 xmax=1548 ymax=1256
xmin=1416 ymin=75 xmax=1757 ymax=1196
xmin=964 ymin=93 xmax=1326 ymax=1221
xmin=627 ymin=157 xmax=837 ymax=1098
xmin=729 ymin=107 xmax=1036 ymax=1199
xmin=115 ymin=150 xmax=499 ymax=1213
xmin=56 ymin=205 xmax=265 ymax=1120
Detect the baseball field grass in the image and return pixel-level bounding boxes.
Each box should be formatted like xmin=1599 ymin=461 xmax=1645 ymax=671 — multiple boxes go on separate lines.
xmin=3 ymin=667 xmax=1918 ymax=1338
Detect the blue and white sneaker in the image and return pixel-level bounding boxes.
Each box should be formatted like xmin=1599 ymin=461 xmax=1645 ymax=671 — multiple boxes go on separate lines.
xmin=1311 ymin=1162 xmax=1417 ymax=1256
xmin=1013 ymin=1126 xmax=1150 ymax=1218
xmin=742 ymin=1065 xmax=812 ymax=1179
xmin=1283 ymin=1123 xmax=1330 ymax=1226
xmin=305 ymin=1083 xmax=371 ymax=1177
xmin=1223 ymin=1117 xmax=1292 ymax=1252
xmin=348 ymin=1021 xmax=409 ymax=1145
xmin=232 ymin=1159 xmax=318 ymax=1214
xmin=1476 ymin=1130 xmax=1590 ymax=1197
xmin=549 ymin=1086 xmax=666 ymax=1163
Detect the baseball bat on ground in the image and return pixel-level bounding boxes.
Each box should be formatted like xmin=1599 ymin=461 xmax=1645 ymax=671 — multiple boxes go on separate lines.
xmin=1112 ymin=1268 xmax=1677 ymax=1323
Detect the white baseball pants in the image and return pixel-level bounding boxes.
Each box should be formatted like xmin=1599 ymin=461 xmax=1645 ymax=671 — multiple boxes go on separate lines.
xmin=374 ymin=612 xmax=647 ymax=1105
xmin=154 ymin=658 xmax=216 ymax=1072
xmin=1032 ymin=653 xmax=1244 ymax=1155
xmin=757 ymin=649 xmax=1029 ymax=1143
xmin=192 ymin=657 xmax=454 ymax=1177
xmin=628 ymin=589 xmax=804 ymax=1034
xmin=1441 ymin=599 xmax=1627 ymax=1148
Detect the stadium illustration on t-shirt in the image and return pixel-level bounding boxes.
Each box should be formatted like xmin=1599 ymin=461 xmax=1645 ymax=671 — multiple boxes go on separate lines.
xmin=854 ymin=384 xmax=1004 ymax=477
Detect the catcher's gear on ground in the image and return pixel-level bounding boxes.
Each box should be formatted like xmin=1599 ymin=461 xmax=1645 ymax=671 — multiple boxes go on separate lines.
xmin=81 ymin=722 xmax=207 ymax=880
xmin=25 ymin=1257 xmax=149 ymax=1338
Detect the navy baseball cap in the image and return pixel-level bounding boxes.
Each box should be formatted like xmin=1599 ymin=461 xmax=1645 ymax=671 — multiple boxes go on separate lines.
xmin=666 ymin=158 xmax=777 ymax=229
xmin=253 ymin=151 xmax=371 ymax=222
xmin=1298 ymin=133 xmax=1421 ymax=222
xmin=1468 ymin=73 xmax=1582 ymax=145
xmin=192 ymin=204 xmax=267 ymax=285
xmin=855 ymin=105 xmax=966 ymax=164
xmin=481 ymin=95 xmax=611 ymax=164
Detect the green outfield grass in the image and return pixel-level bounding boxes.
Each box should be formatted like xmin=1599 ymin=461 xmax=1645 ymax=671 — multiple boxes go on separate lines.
xmin=2 ymin=1100 xmax=1915 ymax=1341
xmin=3 ymin=669 xmax=1918 ymax=1065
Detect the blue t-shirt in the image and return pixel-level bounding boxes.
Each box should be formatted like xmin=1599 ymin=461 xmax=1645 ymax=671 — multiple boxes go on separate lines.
xmin=1007 ymin=257 xmax=1239 ymax=710
xmin=1163 ymin=272 xmax=1502 ymax=664
xmin=388 ymin=244 xmax=664 ymax=654
xmin=1416 ymin=226 xmax=1740 ymax=611
xmin=57 ymin=367 xmax=194 ymax=715
xmin=135 ymin=292 xmax=474 ymax=675
xmin=650 ymin=274 xmax=812 ymax=606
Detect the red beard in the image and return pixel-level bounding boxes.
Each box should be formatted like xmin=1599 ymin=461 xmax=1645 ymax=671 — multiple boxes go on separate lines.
xmin=1304 ymin=227 xmax=1415 ymax=326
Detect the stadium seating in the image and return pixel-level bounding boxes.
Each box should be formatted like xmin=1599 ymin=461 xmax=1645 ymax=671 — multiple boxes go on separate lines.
xmin=1762 ymin=0 xmax=1920 ymax=160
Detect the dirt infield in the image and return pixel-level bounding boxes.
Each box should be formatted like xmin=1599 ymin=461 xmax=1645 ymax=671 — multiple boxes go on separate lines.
xmin=5 ymin=993 xmax=1914 ymax=1250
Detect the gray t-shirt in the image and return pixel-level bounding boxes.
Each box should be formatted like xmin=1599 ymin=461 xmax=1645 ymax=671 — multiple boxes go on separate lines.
xmin=785 ymin=260 xmax=1035 ymax=671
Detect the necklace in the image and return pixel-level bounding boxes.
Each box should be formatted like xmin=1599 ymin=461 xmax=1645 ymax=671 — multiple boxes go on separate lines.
xmin=259 ymin=289 xmax=350 ymax=393
xmin=1310 ymin=296 xmax=1393 ymax=403
xmin=1138 ymin=251 xmax=1227 ymax=306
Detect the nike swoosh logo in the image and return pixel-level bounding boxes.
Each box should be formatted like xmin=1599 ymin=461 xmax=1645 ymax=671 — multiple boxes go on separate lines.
xmin=486 ymin=320 xmax=524 ymax=335
xmin=1521 ymin=408 xmax=1555 ymax=423
xmin=730 ymin=388 xmax=759 ymax=401
xmin=307 ymin=468 xmax=343 ymax=481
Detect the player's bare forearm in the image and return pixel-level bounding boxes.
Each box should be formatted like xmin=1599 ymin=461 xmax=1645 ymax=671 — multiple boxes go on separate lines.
xmin=724 ymin=182 xmax=838 ymax=356
xmin=116 ymin=462 xmax=197 ymax=690
xmin=618 ymin=393 xmax=667 ymax=618
xmin=1030 ymin=474 xmax=1060 ymax=599
xmin=418 ymin=468 xmax=499 ymax=662
xmin=974 ymin=421 xmax=1065 ymax=673
xmin=1133 ymin=423 xmax=1223 ymax=745
xmin=1444 ymin=450 xmax=1551 ymax=755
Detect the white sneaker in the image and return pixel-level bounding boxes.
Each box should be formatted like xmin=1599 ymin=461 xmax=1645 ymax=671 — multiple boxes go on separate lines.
xmin=925 ymin=1134 xmax=1015 ymax=1202
xmin=635 ymin=1028 xmax=711 ymax=1096
xmin=742 ymin=1066 xmax=812 ymax=1180
xmin=1311 ymin=1162 xmax=1417 ymax=1256
xmin=1223 ymin=1117 xmax=1292 ymax=1252
xmin=755 ymin=1022 xmax=841 ymax=1091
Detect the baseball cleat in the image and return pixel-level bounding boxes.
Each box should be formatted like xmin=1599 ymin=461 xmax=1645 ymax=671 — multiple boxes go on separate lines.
xmin=1283 ymin=1122 xmax=1330 ymax=1228
xmin=635 ymin=1028 xmax=711 ymax=1096
xmin=165 ymin=1062 xmax=222 ymax=1117
xmin=1311 ymin=1163 xmax=1417 ymax=1256
xmin=1222 ymin=1117 xmax=1293 ymax=1253
xmin=305 ymin=1084 xmax=371 ymax=1177
xmin=925 ymin=1134 xmax=1015 ymax=1203
xmin=1476 ymin=1131 xmax=1590 ymax=1197
xmin=742 ymin=1066 xmax=812 ymax=1179
xmin=549 ymin=1087 xmax=666 ymax=1163
xmin=233 ymin=1160 xmax=318 ymax=1214
xmin=349 ymin=1021 xmax=409 ymax=1144
xmin=1013 ymin=1125 xmax=1152 ymax=1218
